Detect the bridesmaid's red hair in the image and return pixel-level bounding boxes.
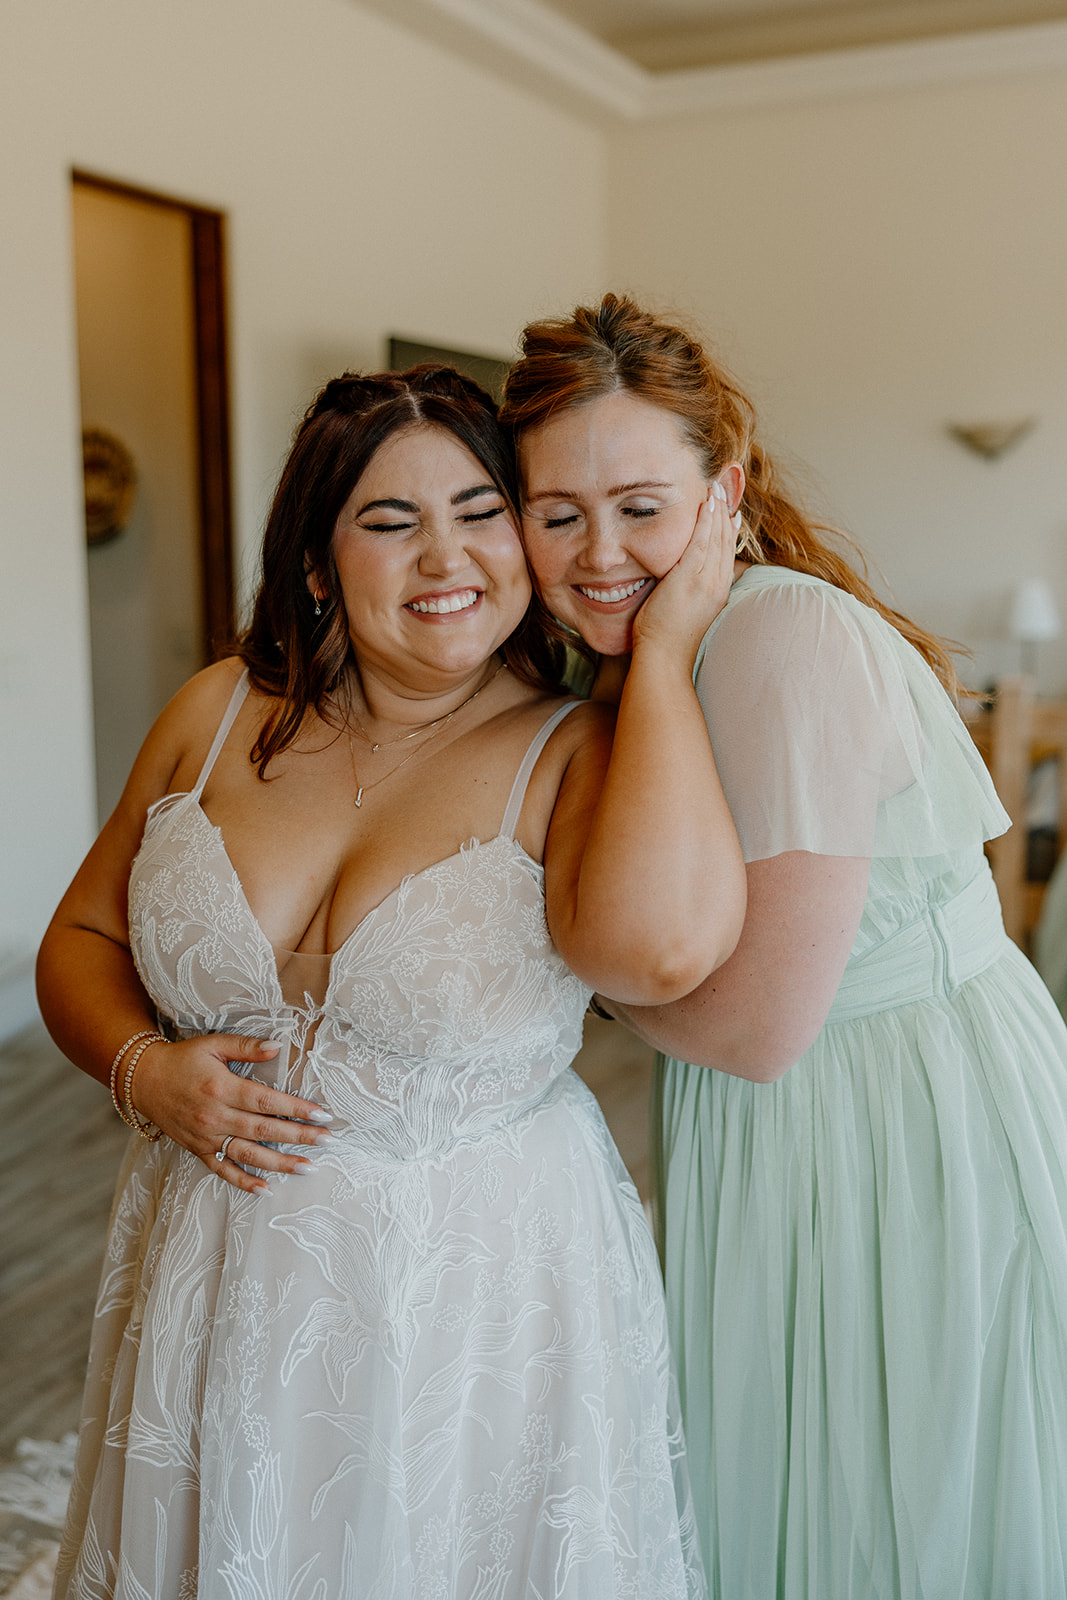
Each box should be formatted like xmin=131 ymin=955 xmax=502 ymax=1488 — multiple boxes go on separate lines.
xmin=501 ymin=294 xmax=962 ymax=694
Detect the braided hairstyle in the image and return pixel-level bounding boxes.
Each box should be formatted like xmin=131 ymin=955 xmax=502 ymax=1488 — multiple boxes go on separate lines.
xmin=240 ymin=365 xmax=563 ymax=775
xmin=501 ymin=294 xmax=962 ymax=693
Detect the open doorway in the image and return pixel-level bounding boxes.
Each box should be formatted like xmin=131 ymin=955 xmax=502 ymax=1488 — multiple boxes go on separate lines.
xmin=71 ymin=171 xmax=234 ymax=823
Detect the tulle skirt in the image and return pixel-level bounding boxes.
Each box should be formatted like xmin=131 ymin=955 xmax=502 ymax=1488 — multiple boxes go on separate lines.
xmin=654 ymin=928 xmax=1067 ymax=1599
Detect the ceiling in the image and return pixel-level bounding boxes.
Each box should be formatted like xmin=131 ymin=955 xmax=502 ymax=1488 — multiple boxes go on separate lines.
xmin=538 ymin=0 xmax=1067 ymax=69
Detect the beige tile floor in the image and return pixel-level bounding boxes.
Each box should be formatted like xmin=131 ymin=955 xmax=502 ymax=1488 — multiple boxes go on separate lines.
xmin=0 ymin=1015 xmax=655 ymax=1457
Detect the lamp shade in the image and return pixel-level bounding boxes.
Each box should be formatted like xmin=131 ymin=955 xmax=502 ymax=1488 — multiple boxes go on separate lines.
xmin=1008 ymin=578 xmax=1062 ymax=644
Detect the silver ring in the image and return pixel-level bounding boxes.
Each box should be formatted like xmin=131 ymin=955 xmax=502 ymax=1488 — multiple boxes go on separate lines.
xmin=214 ymin=1134 xmax=235 ymax=1163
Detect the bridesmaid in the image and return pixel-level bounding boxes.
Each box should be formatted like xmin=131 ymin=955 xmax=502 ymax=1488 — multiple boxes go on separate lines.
xmin=502 ymin=293 xmax=1067 ymax=1598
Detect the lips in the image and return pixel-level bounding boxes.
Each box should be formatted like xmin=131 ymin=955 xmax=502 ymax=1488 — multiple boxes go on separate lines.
xmin=405 ymin=588 xmax=480 ymax=615
xmin=574 ymin=577 xmax=653 ymax=606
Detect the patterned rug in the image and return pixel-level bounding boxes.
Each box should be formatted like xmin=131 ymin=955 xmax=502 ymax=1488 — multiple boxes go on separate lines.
xmin=0 ymin=1436 xmax=75 ymax=1598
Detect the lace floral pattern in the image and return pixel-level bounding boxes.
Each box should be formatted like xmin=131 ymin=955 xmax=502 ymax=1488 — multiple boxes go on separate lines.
xmin=56 ymin=790 xmax=705 ymax=1598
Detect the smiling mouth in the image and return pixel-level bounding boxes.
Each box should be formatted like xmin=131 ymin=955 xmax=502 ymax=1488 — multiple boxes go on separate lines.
xmin=575 ymin=578 xmax=653 ymax=606
xmin=406 ymin=589 xmax=480 ymax=615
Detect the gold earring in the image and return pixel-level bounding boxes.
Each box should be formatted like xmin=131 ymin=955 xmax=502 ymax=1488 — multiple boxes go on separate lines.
xmin=733 ymin=512 xmax=762 ymax=562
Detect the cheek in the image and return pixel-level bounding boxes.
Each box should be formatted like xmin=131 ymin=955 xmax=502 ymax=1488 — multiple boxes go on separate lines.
xmin=520 ymin=524 xmax=570 ymax=595
xmin=490 ymin=524 xmax=533 ymax=599
xmin=634 ymin=510 xmax=699 ymax=575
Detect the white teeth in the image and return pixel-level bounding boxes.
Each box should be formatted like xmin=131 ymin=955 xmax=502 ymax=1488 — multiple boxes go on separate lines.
xmin=577 ymin=579 xmax=650 ymax=604
xmin=409 ymin=590 xmax=478 ymax=615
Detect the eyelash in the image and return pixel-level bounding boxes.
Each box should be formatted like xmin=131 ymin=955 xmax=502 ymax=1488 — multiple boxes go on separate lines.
xmin=542 ymin=506 xmax=660 ymax=530
xmin=362 ymin=506 xmax=505 ymax=534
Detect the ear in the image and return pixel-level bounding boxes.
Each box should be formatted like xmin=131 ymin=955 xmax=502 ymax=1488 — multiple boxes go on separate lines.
xmin=712 ymin=461 xmax=746 ymax=517
xmin=303 ymin=558 xmax=323 ymax=604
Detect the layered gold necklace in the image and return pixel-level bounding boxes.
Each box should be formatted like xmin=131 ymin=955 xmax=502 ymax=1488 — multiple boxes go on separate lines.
xmin=344 ymin=659 xmax=504 ymax=808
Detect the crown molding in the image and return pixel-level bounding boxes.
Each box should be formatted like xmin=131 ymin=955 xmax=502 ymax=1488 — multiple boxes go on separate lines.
xmin=353 ymin=0 xmax=646 ymax=120
xmin=356 ymin=1 xmax=1067 ymax=122
xmin=644 ymin=18 xmax=1067 ymax=116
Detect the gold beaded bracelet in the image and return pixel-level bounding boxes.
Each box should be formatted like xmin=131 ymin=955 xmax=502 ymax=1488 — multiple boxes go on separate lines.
xmin=108 ymin=1030 xmax=157 ymax=1122
xmin=107 ymin=1029 xmax=165 ymax=1141
xmin=121 ymin=1034 xmax=166 ymax=1142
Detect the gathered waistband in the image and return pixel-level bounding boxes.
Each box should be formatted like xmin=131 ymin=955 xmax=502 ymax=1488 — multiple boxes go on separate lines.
xmin=826 ymin=867 xmax=1009 ymax=1024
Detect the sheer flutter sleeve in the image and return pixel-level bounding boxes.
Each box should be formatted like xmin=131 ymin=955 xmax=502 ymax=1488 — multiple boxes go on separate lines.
xmin=694 ymin=570 xmax=1008 ymax=863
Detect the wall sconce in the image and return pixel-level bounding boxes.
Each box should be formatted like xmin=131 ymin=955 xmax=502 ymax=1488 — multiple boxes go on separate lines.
xmin=1008 ymin=577 xmax=1061 ymax=677
xmin=947 ymin=419 xmax=1035 ymax=460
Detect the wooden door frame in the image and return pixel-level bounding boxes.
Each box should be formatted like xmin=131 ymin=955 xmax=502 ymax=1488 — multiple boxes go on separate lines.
xmin=72 ymin=170 xmax=235 ymax=660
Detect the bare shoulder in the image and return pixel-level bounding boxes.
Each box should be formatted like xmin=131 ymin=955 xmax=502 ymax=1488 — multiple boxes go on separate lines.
xmin=155 ymin=655 xmax=248 ymax=738
xmin=109 ymin=656 xmax=248 ymax=825
xmin=509 ymin=693 xmax=615 ymax=775
xmin=57 ymin=658 xmax=252 ymax=930
xmin=541 ymin=696 xmax=615 ymax=754
xmin=501 ymin=694 xmax=613 ymax=860
xmin=550 ymin=700 xmax=616 ymax=782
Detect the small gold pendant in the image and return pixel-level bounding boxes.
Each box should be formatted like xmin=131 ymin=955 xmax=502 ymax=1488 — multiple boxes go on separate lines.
xmin=354 ymin=788 xmax=364 ymax=808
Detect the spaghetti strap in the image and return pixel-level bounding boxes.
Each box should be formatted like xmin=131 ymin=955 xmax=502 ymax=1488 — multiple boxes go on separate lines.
xmin=191 ymin=669 xmax=251 ymax=798
xmin=499 ymin=700 xmax=583 ymax=841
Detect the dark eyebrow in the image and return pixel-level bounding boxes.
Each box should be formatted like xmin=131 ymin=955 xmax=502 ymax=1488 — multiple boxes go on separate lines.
xmin=355 ymin=484 xmax=499 ymax=517
xmin=525 ymin=480 xmax=673 ymax=503
xmin=452 ymin=484 xmax=499 ymax=506
xmin=356 ymin=497 xmax=417 ymax=516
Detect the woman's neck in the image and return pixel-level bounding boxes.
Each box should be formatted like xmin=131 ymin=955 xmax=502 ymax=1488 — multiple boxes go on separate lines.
xmin=344 ymin=654 xmax=505 ymax=736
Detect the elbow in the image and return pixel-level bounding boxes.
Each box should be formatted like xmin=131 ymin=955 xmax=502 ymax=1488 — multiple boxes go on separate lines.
xmin=731 ymin=1049 xmax=796 ymax=1085
xmin=688 ymin=1025 xmax=814 ymax=1084
xmin=35 ymin=925 xmax=69 ymax=1033
xmin=574 ymin=946 xmax=701 ymax=1009
xmin=560 ymin=889 xmax=747 ymax=1006
xmin=35 ymin=926 xmax=58 ymax=1009
xmin=640 ymin=932 xmax=722 ymax=1005
xmin=602 ymin=940 xmax=728 ymax=1008
xmin=638 ymin=897 xmax=748 ymax=1006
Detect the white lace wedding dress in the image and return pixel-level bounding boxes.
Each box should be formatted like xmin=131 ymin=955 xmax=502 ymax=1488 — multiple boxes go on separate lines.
xmin=54 ymin=679 xmax=705 ymax=1600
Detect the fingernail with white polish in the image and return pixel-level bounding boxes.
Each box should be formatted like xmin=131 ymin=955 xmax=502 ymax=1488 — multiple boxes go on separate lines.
xmin=307 ymin=1109 xmax=333 ymax=1123
xmin=733 ymin=511 xmax=742 ymax=530
xmin=712 ymin=481 xmax=727 ymax=501
xmin=312 ymin=1130 xmax=335 ymax=1145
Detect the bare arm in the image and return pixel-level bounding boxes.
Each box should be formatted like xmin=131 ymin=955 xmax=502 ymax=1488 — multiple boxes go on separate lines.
xmin=36 ymin=664 xmax=334 ymax=1194
xmin=604 ymin=850 xmax=870 ymax=1081
xmin=544 ymin=493 xmax=747 ymax=1004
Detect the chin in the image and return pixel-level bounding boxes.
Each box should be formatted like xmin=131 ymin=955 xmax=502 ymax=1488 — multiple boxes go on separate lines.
xmin=573 ymin=621 xmax=635 ymax=658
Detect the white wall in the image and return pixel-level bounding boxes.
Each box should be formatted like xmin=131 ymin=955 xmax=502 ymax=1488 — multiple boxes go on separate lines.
xmin=6 ymin=0 xmax=1063 ymax=983
xmin=606 ymin=65 xmax=1067 ymax=696
xmin=0 ymin=0 xmax=606 ymax=962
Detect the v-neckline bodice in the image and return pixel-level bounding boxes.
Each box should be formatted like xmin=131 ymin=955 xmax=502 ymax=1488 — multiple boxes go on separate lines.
xmin=144 ymin=789 xmax=542 ymax=1007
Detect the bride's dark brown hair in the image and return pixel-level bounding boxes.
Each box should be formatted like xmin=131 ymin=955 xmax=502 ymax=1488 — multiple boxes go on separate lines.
xmin=239 ymin=365 xmax=564 ymax=775
xmin=500 ymin=293 xmax=961 ymax=693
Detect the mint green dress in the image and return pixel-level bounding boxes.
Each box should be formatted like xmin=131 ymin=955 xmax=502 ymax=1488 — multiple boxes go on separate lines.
xmin=653 ymin=566 xmax=1067 ymax=1598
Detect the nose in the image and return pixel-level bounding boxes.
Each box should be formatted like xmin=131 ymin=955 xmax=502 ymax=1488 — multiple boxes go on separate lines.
xmin=574 ymin=513 xmax=628 ymax=575
xmin=417 ymin=518 xmax=466 ymax=578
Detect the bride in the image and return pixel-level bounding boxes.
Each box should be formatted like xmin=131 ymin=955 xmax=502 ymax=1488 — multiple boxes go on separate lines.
xmin=38 ymin=364 xmax=743 ymax=1598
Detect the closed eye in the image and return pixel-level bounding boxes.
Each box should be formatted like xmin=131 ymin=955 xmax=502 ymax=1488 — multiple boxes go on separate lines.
xmin=543 ymin=514 xmax=580 ymax=529
xmin=363 ymin=519 xmax=416 ymax=533
xmin=622 ymin=506 xmax=660 ymax=518
xmin=461 ymin=506 xmax=506 ymax=523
